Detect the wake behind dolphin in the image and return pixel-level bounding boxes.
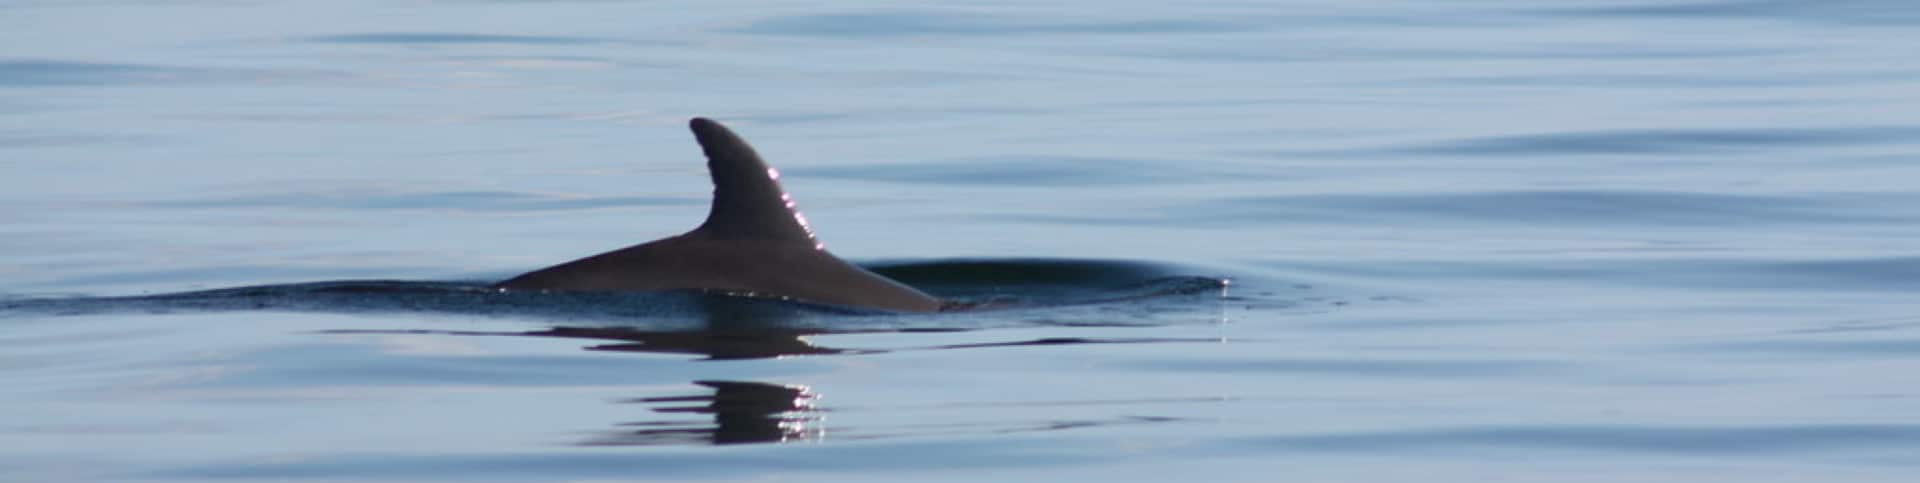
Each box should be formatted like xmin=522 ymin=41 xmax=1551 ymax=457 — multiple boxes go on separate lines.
xmin=494 ymin=118 xmax=945 ymax=312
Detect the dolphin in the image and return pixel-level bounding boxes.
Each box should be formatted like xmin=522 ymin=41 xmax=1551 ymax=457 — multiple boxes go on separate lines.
xmin=492 ymin=117 xmax=946 ymax=313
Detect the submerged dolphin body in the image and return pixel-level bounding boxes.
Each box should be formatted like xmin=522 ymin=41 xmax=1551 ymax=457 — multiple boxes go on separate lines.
xmin=493 ymin=118 xmax=945 ymax=313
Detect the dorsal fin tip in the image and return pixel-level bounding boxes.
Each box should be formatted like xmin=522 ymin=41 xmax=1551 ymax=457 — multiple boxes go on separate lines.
xmin=688 ymin=117 xmax=722 ymax=136
xmin=686 ymin=117 xmax=820 ymax=245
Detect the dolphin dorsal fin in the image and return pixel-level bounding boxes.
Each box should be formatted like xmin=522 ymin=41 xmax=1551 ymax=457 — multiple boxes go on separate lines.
xmin=687 ymin=118 xmax=821 ymax=246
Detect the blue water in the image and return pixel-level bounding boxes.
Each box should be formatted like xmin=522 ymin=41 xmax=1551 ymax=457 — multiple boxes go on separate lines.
xmin=6 ymin=1 xmax=1920 ymax=481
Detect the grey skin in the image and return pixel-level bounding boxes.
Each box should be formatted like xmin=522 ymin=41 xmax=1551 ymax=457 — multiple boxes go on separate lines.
xmin=493 ymin=118 xmax=944 ymax=313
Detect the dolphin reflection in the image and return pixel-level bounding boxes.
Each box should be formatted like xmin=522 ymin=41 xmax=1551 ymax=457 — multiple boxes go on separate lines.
xmin=586 ymin=380 xmax=823 ymax=446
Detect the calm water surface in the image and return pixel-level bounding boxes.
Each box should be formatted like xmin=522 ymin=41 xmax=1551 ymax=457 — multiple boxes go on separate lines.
xmin=5 ymin=1 xmax=1920 ymax=481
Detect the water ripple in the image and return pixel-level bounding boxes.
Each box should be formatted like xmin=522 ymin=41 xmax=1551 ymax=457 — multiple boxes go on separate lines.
xmin=1137 ymin=357 xmax=1567 ymax=378
xmin=159 ymin=438 xmax=1098 ymax=481
xmin=0 ymin=130 xmax=156 ymax=148
xmin=1250 ymin=423 xmax=1920 ymax=456
xmin=1281 ymin=256 xmax=1920 ymax=292
xmin=302 ymin=32 xmax=611 ymax=45
xmin=1196 ymin=190 xmax=1916 ymax=227
xmin=737 ymin=10 xmax=1245 ymax=38
xmin=1693 ymin=338 xmax=1920 ymax=358
xmin=0 ymin=59 xmax=341 ymax=87
xmin=1400 ymin=127 xmax=1920 ymax=156
xmin=795 ymin=156 xmax=1226 ymax=186
xmin=1532 ymin=0 xmax=1920 ymax=26
xmin=147 ymin=190 xmax=692 ymax=212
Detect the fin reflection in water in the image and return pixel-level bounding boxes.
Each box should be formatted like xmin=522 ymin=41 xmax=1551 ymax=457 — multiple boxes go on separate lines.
xmin=587 ymin=381 xmax=823 ymax=446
